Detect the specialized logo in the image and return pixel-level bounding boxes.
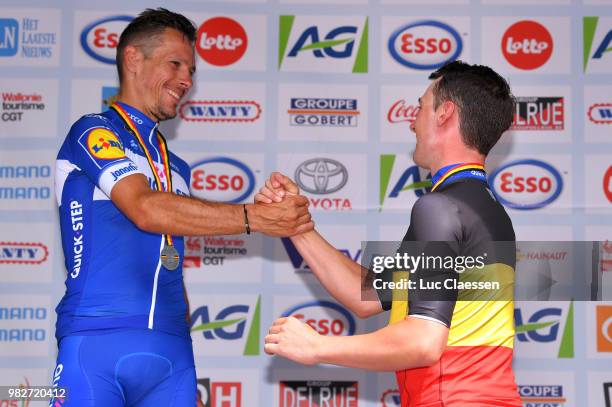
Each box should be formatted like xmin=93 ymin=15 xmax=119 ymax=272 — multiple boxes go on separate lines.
xmin=1 ymin=91 xmax=45 ymax=122
xmin=597 ymin=305 xmax=612 ymax=353
xmin=196 ymin=17 xmax=248 ymax=66
xmin=605 ymin=166 xmax=612 ymax=203
xmin=279 ymin=381 xmax=358 ymax=407
xmin=190 ymin=297 xmax=260 ymax=356
xmin=282 ymin=300 xmax=356 ymax=336
xmin=512 ymin=97 xmax=564 ymax=131
xmin=179 ymin=100 xmax=261 ymax=122
xmin=278 ymin=15 xmax=368 ymax=73
xmin=295 ymin=158 xmax=348 ymax=194
xmin=502 ymin=20 xmax=553 ymax=70
xmin=588 ymin=103 xmax=612 ymax=125
xmin=101 ymin=86 xmax=119 ymax=112
xmin=515 ymin=303 xmax=574 ymax=358
xmin=388 ymin=99 xmax=418 ymax=125
xmin=288 ymin=98 xmax=359 ymax=127
xmin=388 ymin=20 xmax=463 ymax=70
xmin=379 ymin=155 xmax=431 ymax=209
xmin=0 ymin=242 xmax=48 ymax=265
xmin=86 ymin=128 xmax=125 ymax=160
xmin=0 ymin=19 xmax=19 ymax=57
xmin=381 ymin=389 xmax=401 ymax=407
xmin=518 ymin=385 xmax=566 ymax=406
xmin=80 ymin=16 xmax=133 ymax=64
xmin=583 ymin=17 xmax=612 ymax=72
xmin=282 ymin=237 xmax=361 ymax=274
xmin=197 ymin=378 xmax=242 ymax=407
xmin=190 ymin=157 xmax=255 ymax=204
xmin=184 ymin=235 xmax=247 ymax=268
xmin=489 ymin=159 xmax=563 ymax=210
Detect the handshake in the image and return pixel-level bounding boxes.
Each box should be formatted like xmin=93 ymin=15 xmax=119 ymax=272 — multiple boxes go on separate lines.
xmin=247 ymin=172 xmax=314 ymax=237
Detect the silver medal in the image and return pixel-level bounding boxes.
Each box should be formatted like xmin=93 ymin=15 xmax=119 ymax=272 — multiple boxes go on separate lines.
xmin=160 ymin=244 xmax=180 ymax=271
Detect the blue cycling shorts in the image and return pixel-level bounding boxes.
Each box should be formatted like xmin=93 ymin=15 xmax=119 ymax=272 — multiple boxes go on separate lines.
xmin=49 ymin=329 xmax=196 ymax=406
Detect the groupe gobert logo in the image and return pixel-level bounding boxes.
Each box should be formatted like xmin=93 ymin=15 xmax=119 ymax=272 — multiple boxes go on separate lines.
xmin=85 ymin=128 xmax=126 ymax=160
xmin=501 ymin=20 xmax=553 ymax=70
xmin=80 ymin=15 xmax=133 ymax=64
xmin=379 ymin=154 xmax=431 ymax=209
xmin=196 ymin=16 xmax=248 ymax=67
xmin=388 ymin=20 xmax=463 ymax=70
xmin=282 ymin=300 xmax=356 ymax=337
xmin=190 ymin=157 xmax=256 ymax=204
xmin=584 ymin=17 xmax=612 ymax=72
xmin=514 ymin=302 xmax=574 ymax=358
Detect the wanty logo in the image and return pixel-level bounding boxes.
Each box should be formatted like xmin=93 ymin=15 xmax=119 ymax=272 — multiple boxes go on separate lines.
xmin=489 ymin=159 xmax=563 ymax=210
xmin=179 ymin=100 xmax=261 ymax=123
xmin=197 ymin=378 xmax=242 ymax=407
xmin=190 ymin=157 xmax=255 ymax=204
xmin=101 ymin=86 xmax=119 ymax=112
xmin=502 ymin=20 xmax=553 ymax=70
xmin=512 ymin=97 xmax=564 ymax=131
xmin=295 ymin=158 xmax=351 ymax=210
xmin=379 ymin=155 xmax=431 ymax=209
xmin=605 ymin=166 xmax=612 ymax=203
xmin=190 ymin=296 xmax=261 ymax=356
xmin=282 ymin=237 xmax=361 ymax=274
xmin=81 ymin=16 xmax=133 ymax=64
xmin=0 ymin=18 xmax=19 ymax=57
xmin=518 ymin=385 xmax=566 ymax=406
xmin=588 ymin=103 xmax=612 ymax=125
xmin=381 ymin=389 xmax=401 ymax=407
xmin=584 ymin=17 xmax=612 ymax=72
xmin=596 ymin=305 xmax=612 ymax=353
xmin=279 ymin=381 xmax=358 ymax=407
xmin=388 ymin=99 xmax=418 ymax=125
xmin=196 ymin=17 xmax=247 ymax=67
xmin=278 ymin=16 xmax=368 ymax=73
xmin=282 ymin=300 xmax=356 ymax=336
xmin=388 ymin=20 xmax=463 ymax=70
xmin=289 ymin=98 xmax=359 ymax=127
xmin=0 ymin=242 xmax=48 ymax=265
xmin=514 ymin=302 xmax=574 ymax=358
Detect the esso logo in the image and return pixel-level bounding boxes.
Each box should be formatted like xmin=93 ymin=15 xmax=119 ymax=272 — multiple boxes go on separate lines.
xmin=190 ymin=157 xmax=255 ymax=203
xmin=80 ymin=16 xmax=133 ymax=64
xmin=501 ymin=20 xmax=553 ymax=70
xmin=604 ymin=165 xmax=612 ymax=203
xmin=196 ymin=17 xmax=248 ymax=66
xmin=282 ymin=301 xmax=356 ymax=336
xmin=490 ymin=159 xmax=563 ymax=210
xmin=388 ymin=20 xmax=462 ymax=70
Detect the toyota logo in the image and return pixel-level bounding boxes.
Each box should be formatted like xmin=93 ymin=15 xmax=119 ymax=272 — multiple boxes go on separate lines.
xmin=295 ymin=158 xmax=348 ymax=194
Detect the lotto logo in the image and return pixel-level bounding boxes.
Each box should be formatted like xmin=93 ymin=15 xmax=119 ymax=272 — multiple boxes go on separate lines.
xmin=196 ymin=17 xmax=248 ymax=66
xmin=502 ymin=20 xmax=553 ymax=70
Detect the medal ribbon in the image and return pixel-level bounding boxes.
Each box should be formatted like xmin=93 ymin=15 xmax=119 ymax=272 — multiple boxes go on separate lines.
xmin=431 ymin=163 xmax=486 ymax=192
xmin=110 ymin=103 xmax=175 ymax=247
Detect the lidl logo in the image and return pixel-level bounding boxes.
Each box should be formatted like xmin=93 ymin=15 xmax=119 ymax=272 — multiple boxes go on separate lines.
xmin=278 ymin=15 xmax=368 ymax=73
xmin=584 ymin=17 xmax=612 ymax=73
xmin=515 ymin=302 xmax=574 ymax=358
xmin=86 ymin=128 xmax=125 ymax=160
xmin=379 ymin=154 xmax=431 ymax=209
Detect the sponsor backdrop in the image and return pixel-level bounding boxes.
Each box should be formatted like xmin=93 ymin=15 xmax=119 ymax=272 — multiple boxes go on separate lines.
xmin=0 ymin=0 xmax=611 ymax=406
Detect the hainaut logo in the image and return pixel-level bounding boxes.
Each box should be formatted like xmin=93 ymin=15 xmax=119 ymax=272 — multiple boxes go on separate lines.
xmin=86 ymin=128 xmax=126 ymax=160
xmin=196 ymin=17 xmax=248 ymax=67
xmin=512 ymin=97 xmax=564 ymax=131
xmin=81 ymin=16 xmax=133 ymax=64
xmin=584 ymin=17 xmax=612 ymax=73
xmin=190 ymin=157 xmax=255 ymax=204
xmin=278 ymin=15 xmax=368 ymax=73
xmin=502 ymin=20 xmax=553 ymax=70
xmin=388 ymin=20 xmax=463 ymax=70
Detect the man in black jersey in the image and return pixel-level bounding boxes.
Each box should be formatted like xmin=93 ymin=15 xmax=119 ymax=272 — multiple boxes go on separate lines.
xmin=257 ymin=61 xmax=521 ymax=406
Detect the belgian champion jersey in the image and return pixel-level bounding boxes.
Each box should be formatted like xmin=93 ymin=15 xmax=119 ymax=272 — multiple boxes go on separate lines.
xmin=54 ymin=102 xmax=191 ymax=341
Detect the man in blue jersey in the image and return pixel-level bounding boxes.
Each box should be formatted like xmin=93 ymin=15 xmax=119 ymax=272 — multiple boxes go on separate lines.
xmin=51 ymin=8 xmax=312 ymax=407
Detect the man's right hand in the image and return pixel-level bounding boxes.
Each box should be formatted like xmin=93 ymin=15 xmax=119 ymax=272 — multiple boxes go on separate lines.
xmin=255 ymin=172 xmax=300 ymax=204
xmin=248 ymin=194 xmax=313 ymax=237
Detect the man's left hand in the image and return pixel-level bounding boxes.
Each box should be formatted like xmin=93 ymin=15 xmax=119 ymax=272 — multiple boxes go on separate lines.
xmin=264 ymin=317 xmax=324 ymax=365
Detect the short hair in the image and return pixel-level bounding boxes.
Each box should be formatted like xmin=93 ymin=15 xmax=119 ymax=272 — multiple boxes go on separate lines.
xmin=116 ymin=8 xmax=196 ymax=83
xmin=428 ymin=61 xmax=515 ymax=155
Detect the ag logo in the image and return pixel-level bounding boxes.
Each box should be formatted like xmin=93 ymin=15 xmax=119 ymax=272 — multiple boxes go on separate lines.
xmin=502 ymin=20 xmax=553 ymax=70
xmin=86 ymin=128 xmax=125 ymax=160
xmin=196 ymin=17 xmax=247 ymax=67
xmin=295 ymin=158 xmax=348 ymax=194
xmin=584 ymin=17 xmax=612 ymax=72
xmin=379 ymin=154 xmax=431 ymax=209
xmin=515 ymin=302 xmax=574 ymax=358
xmin=80 ymin=15 xmax=133 ymax=64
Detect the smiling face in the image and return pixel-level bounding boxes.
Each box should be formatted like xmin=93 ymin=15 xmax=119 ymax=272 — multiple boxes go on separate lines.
xmin=134 ymin=28 xmax=196 ymax=122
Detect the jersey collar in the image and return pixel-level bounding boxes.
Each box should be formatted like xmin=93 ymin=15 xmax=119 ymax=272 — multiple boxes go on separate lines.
xmin=430 ymin=162 xmax=487 ymax=192
xmin=114 ymin=101 xmax=158 ymax=140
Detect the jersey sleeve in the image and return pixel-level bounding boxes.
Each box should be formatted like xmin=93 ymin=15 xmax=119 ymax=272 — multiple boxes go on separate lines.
xmin=66 ymin=114 xmax=145 ymax=197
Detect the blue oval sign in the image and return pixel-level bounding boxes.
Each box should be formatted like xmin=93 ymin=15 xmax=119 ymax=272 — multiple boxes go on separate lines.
xmin=80 ymin=15 xmax=133 ymax=64
xmin=282 ymin=300 xmax=356 ymax=336
xmin=190 ymin=157 xmax=255 ymax=204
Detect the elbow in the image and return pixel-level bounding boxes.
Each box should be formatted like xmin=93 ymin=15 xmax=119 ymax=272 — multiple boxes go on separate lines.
xmin=352 ymin=302 xmax=382 ymax=319
xmin=130 ymin=197 xmax=157 ymax=232
xmin=416 ymin=339 xmax=446 ymax=367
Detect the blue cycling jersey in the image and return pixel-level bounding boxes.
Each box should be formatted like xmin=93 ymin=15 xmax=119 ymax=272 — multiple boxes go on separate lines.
xmin=54 ymin=102 xmax=191 ymax=341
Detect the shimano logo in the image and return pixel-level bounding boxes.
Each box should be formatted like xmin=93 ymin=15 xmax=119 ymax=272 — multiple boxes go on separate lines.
xmin=70 ymin=200 xmax=84 ymax=279
xmin=111 ymin=163 xmax=137 ymax=181
xmin=295 ymin=158 xmax=348 ymax=194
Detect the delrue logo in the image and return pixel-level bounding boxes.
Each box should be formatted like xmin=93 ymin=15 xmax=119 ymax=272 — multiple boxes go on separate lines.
xmin=388 ymin=20 xmax=463 ymax=70
xmin=295 ymin=158 xmax=351 ymax=210
xmin=596 ymin=305 xmax=612 ymax=353
xmin=281 ymin=237 xmax=361 ymax=274
xmin=0 ymin=242 xmax=48 ymax=265
xmin=190 ymin=296 xmax=261 ymax=356
xmin=179 ymin=100 xmax=261 ymax=123
xmin=196 ymin=378 xmax=241 ymax=407
xmin=288 ymin=98 xmax=359 ymax=127
xmin=387 ymin=99 xmax=418 ymax=125
xmin=184 ymin=235 xmax=247 ymax=268
xmin=196 ymin=17 xmax=247 ymax=67
xmin=379 ymin=155 xmax=431 ymax=209
xmin=604 ymin=166 xmax=612 ymax=204
xmin=381 ymin=389 xmax=401 ymax=407
xmin=190 ymin=157 xmax=256 ymax=204
xmin=101 ymin=86 xmax=119 ymax=112
xmin=281 ymin=300 xmax=356 ymax=336
xmin=515 ymin=302 xmax=574 ymax=358
xmin=518 ymin=385 xmax=566 ymax=406
xmin=278 ymin=15 xmax=368 ymax=73
xmin=512 ymin=97 xmax=564 ymax=131
xmin=279 ymin=381 xmax=358 ymax=407
xmin=489 ymin=159 xmax=563 ymax=210
xmin=80 ymin=16 xmax=133 ymax=64
xmin=583 ymin=17 xmax=612 ymax=72
xmin=502 ymin=20 xmax=553 ymax=70
xmin=0 ymin=17 xmax=56 ymax=59
xmin=1 ymin=91 xmax=45 ymax=122
xmin=588 ymin=103 xmax=612 ymax=125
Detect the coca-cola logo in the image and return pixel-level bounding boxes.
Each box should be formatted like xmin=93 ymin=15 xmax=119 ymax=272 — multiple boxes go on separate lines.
xmin=502 ymin=20 xmax=553 ymax=70
xmin=196 ymin=17 xmax=248 ymax=66
xmin=387 ymin=100 xmax=419 ymax=124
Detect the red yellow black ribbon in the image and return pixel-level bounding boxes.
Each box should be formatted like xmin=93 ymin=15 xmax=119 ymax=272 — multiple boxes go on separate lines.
xmin=431 ymin=163 xmax=485 ymax=192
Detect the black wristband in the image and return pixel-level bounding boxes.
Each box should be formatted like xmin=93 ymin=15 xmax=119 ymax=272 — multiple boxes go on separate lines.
xmin=243 ymin=204 xmax=251 ymax=235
